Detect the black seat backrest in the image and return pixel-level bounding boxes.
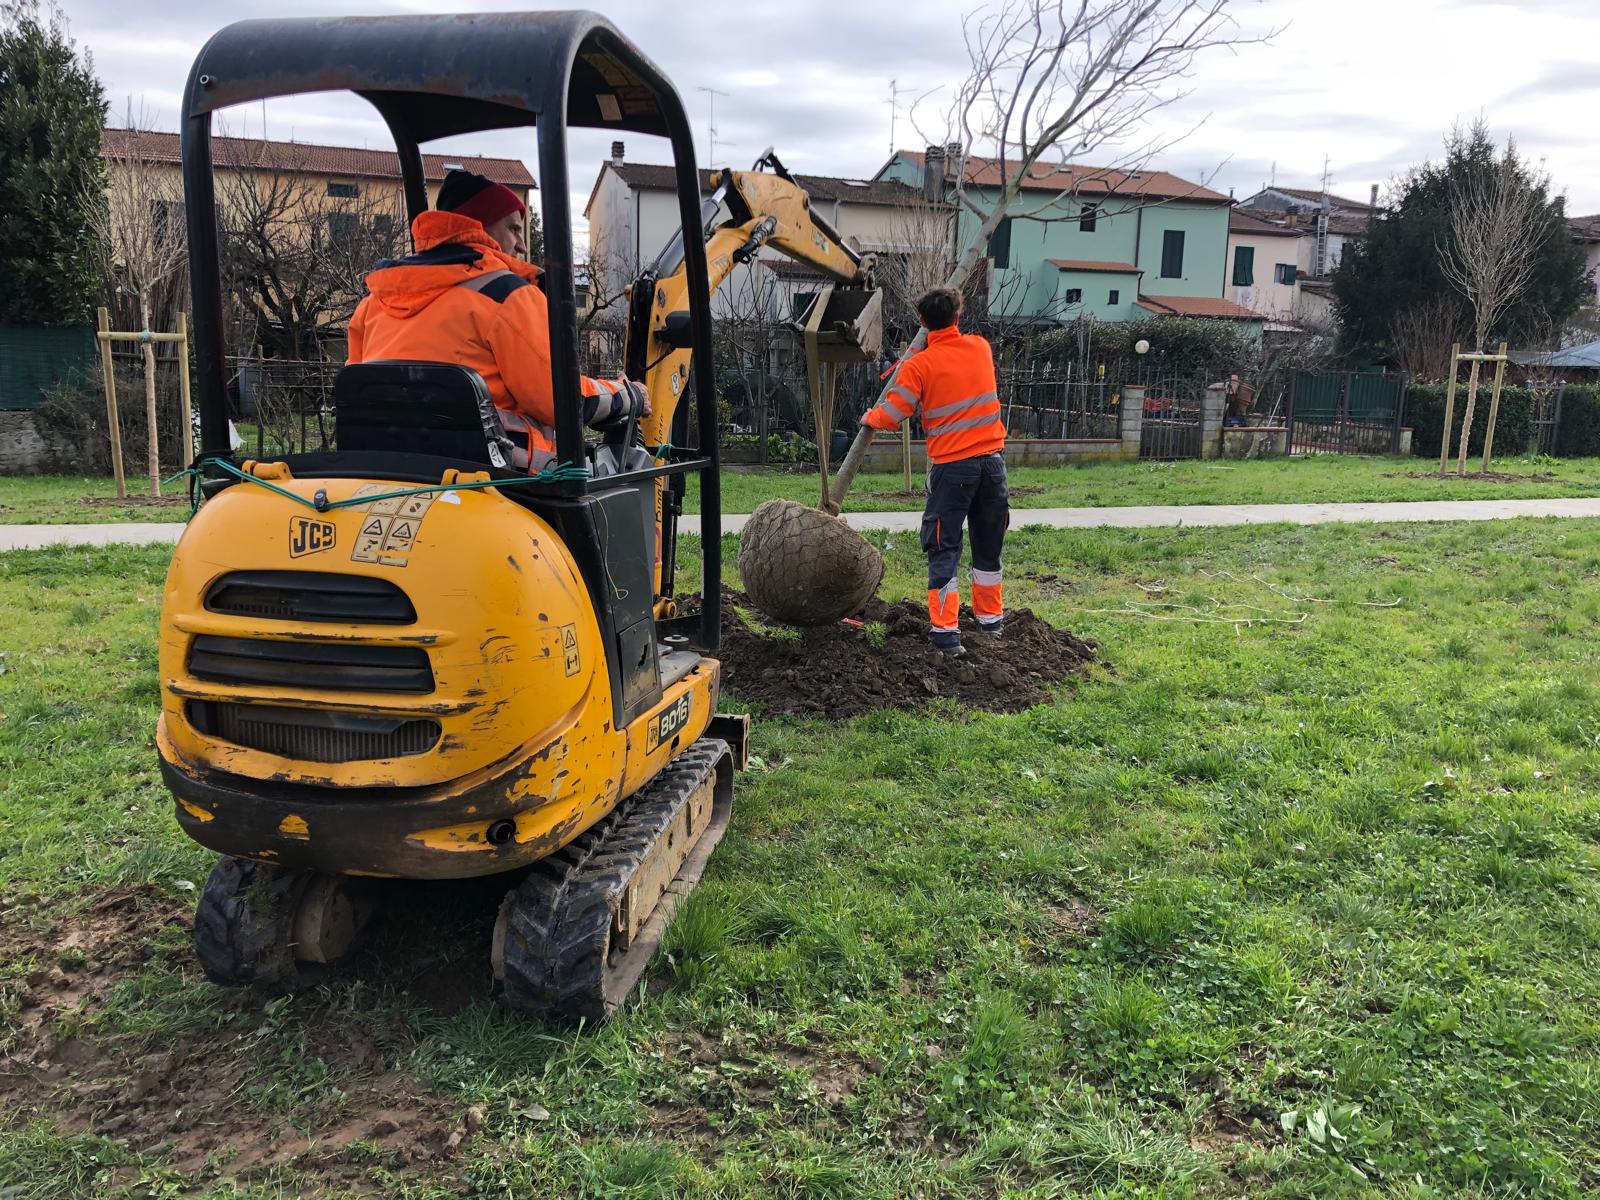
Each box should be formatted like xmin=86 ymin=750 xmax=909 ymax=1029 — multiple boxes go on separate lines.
xmin=334 ymin=361 xmax=516 ymax=468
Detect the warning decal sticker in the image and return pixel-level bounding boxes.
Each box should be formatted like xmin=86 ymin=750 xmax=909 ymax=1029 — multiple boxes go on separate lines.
xmin=348 ymin=484 xmax=436 ymax=567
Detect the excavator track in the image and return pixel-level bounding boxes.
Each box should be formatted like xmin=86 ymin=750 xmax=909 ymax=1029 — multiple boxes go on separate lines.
xmin=495 ymin=738 xmax=733 ymax=1022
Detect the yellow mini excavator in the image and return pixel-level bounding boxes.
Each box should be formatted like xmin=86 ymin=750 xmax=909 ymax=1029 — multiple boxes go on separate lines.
xmin=159 ymin=11 xmax=879 ymax=1021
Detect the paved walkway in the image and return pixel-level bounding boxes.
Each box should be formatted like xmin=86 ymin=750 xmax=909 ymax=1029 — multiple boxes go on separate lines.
xmin=5 ymin=497 xmax=1600 ymax=552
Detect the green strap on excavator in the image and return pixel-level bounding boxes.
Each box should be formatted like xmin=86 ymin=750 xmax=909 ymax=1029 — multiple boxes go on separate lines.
xmin=165 ymin=455 xmax=595 ymax=517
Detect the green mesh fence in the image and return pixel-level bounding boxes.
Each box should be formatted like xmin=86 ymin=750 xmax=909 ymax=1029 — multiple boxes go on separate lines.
xmin=0 ymin=324 xmax=96 ymax=410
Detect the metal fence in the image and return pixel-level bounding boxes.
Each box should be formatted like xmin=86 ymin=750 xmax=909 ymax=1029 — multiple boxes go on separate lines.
xmin=229 ymin=357 xmax=340 ymax=457
xmin=1139 ymin=375 xmax=1205 ymax=460
xmin=1287 ymin=370 xmax=1405 ymax=455
xmin=1533 ymin=385 xmax=1564 ymax=455
xmin=0 ymin=323 xmax=97 ymax=410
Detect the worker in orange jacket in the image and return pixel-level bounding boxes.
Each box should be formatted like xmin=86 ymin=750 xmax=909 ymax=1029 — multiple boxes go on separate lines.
xmin=348 ymin=169 xmax=643 ymax=470
xmin=862 ymin=286 xmax=1007 ymax=655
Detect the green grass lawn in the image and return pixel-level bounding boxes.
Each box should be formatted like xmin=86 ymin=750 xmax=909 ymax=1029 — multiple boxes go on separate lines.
xmin=691 ymin=453 xmax=1600 ymax=514
xmin=4 ymin=520 xmax=1600 ymax=1196
xmin=0 ymin=475 xmax=189 ymax=523
xmin=6 ymin=454 xmax=1600 ymax=524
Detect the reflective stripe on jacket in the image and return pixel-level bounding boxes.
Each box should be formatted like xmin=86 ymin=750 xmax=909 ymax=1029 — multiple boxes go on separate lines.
xmin=347 ymin=210 xmax=625 ymax=467
xmin=862 ymin=325 xmax=1005 ymax=464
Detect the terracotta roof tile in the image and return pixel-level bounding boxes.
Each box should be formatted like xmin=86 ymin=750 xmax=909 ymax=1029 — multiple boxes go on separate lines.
xmin=1228 ymin=208 xmax=1304 ymax=236
xmin=1136 ymin=294 xmax=1267 ymax=321
xmin=598 ymin=161 xmax=927 ymax=209
xmin=892 ymin=150 xmax=1228 ymax=204
xmin=1048 ymin=258 xmax=1142 ymax=274
xmin=101 ymin=128 xmax=534 ymax=188
xmin=1259 ymin=185 xmax=1373 ymax=211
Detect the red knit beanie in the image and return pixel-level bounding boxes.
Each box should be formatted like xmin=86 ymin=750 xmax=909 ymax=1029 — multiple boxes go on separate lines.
xmin=437 ymin=169 xmax=526 ymax=228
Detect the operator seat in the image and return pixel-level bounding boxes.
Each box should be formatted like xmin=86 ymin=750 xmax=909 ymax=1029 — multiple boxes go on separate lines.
xmin=334 ymin=361 xmax=516 ymax=468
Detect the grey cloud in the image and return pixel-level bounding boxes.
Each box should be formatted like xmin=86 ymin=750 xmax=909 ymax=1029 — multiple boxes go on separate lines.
xmin=1497 ymin=62 xmax=1598 ymax=106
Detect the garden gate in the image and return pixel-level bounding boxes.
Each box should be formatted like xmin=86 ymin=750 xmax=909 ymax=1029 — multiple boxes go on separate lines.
xmin=1287 ymin=371 xmax=1405 ymax=455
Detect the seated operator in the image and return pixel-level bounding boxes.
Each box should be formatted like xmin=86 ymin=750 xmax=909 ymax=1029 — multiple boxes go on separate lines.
xmin=347 ymin=169 xmax=646 ymax=469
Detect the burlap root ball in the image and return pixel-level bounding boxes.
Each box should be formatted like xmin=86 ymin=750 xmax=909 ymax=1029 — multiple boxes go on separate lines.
xmin=737 ymin=499 xmax=887 ymax=626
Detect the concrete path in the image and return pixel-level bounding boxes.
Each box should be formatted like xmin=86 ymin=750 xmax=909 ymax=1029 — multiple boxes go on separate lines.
xmin=5 ymin=496 xmax=1600 ymax=552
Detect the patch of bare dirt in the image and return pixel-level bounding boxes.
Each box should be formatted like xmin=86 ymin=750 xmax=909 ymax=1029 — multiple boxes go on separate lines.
xmin=0 ymin=885 xmax=475 ymax=1190
xmin=1048 ymin=897 xmax=1101 ymax=941
xmin=1393 ymin=470 xmax=1564 ymax=484
xmin=76 ymin=495 xmax=191 ymax=509
xmin=706 ymin=587 xmax=1100 ymax=718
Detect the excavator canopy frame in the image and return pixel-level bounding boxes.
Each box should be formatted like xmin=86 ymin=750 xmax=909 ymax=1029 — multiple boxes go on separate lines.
xmin=178 ymin=9 xmax=722 ymax=588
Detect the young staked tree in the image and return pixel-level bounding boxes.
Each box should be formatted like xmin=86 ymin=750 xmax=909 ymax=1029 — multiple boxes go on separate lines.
xmin=89 ymin=112 xmax=189 ymax=496
xmin=0 ymin=0 xmax=107 ymax=327
xmin=829 ymin=0 xmax=1263 ymax=507
xmin=1440 ymin=126 xmax=1546 ymax=474
xmin=1334 ymin=123 xmax=1587 ymax=366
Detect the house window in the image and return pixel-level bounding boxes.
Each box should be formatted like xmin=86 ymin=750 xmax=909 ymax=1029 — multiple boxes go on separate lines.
xmin=327 ymin=181 xmax=359 ymax=199
xmin=1160 ymin=229 xmax=1185 ymax=278
xmin=373 ymin=213 xmax=396 ymax=239
xmin=1275 ymin=263 xmax=1296 ymax=285
xmin=1064 ymin=287 xmax=1082 ymax=304
xmin=328 ymin=212 xmax=359 ymax=247
xmin=1108 ymin=289 xmax=1119 ymax=305
xmin=1231 ymin=245 xmax=1254 ymax=286
xmin=1079 ymin=203 xmax=1096 ymax=232
xmin=987 ymin=217 xmax=1012 ymax=270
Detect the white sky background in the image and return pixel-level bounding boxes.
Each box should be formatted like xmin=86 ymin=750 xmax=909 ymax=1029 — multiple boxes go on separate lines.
xmin=63 ymin=0 xmax=1600 ymax=248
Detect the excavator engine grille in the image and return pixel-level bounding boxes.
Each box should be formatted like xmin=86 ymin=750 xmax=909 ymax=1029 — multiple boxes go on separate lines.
xmin=187 ymin=635 xmax=434 ymax=693
xmin=204 ymin=571 xmax=416 ymax=624
xmin=187 ymin=701 xmax=441 ymax=763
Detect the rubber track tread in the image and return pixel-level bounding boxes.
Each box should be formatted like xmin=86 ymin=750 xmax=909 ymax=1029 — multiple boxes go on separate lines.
xmin=499 ymin=740 xmax=728 ymax=1023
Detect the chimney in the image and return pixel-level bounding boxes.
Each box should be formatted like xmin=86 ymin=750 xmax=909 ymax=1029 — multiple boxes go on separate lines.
xmin=946 ymin=140 xmax=964 ymax=181
xmin=610 ymin=141 xmax=625 ymax=167
xmin=922 ymin=145 xmax=946 ymax=202
xmin=1369 ymin=183 xmax=1378 ymax=209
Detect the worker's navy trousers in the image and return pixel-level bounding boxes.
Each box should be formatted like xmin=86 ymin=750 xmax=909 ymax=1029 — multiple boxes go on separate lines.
xmin=920 ymin=451 xmax=1009 ymax=634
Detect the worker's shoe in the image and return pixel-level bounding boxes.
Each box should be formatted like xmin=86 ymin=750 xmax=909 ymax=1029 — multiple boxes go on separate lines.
xmin=977 ymin=618 xmax=1004 ymax=639
xmin=928 ymin=630 xmax=966 ymax=657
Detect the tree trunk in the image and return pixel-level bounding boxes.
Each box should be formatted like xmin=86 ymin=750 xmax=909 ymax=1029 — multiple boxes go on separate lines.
xmin=140 ymin=292 xmax=162 ymax=499
xmin=1455 ymin=355 xmax=1482 ymax=477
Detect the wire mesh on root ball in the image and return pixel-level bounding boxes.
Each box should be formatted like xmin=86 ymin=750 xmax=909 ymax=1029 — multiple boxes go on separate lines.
xmin=736 ymin=498 xmax=886 ymax=626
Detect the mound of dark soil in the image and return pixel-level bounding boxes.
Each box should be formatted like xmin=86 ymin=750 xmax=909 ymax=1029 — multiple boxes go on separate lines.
xmin=703 ymin=588 xmax=1099 ymax=718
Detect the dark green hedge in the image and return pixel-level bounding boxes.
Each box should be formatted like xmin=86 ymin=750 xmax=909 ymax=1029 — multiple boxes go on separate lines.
xmin=1555 ymin=385 xmax=1600 ymax=458
xmin=1406 ymin=383 xmax=1535 ymax=459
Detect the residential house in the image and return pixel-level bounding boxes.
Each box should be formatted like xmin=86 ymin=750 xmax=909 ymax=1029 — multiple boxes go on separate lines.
xmin=1569 ymin=214 xmax=1600 ymax=303
xmin=1241 ymin=184 xmax=1377 ymax=277
xmin=101 ymin=127 xmax=536 ymax=249
xmin=1225 ymin=208 xmax=1312 ymax=326
xmin=874 ymin=147 xmax=1264 ymax=329
xmin=582 ymin=142 xmax=935 ymax=321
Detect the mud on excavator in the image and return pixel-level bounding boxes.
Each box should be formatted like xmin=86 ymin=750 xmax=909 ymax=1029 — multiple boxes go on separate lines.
xmin=159 ymin=11 xmax=879 ymax=1021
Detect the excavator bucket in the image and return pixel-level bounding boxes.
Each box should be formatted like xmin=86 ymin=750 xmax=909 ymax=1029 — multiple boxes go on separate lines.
xmin=793 ymin=286 xmax=883 ymax=363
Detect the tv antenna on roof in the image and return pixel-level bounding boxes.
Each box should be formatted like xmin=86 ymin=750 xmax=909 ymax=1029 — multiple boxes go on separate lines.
xmin=696 ymin=86 xmax=731 ymax=169
xmin=888 ymin=78 xmax=911 ymax=157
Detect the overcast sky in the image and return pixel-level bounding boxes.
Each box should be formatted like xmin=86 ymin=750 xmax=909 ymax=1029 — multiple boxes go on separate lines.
xmin=62 ymin=0 xmax=1600 ymax=240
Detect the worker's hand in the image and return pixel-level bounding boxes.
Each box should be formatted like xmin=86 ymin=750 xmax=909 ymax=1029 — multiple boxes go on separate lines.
xmin=623 ymin=378 xmax=652 ymax=418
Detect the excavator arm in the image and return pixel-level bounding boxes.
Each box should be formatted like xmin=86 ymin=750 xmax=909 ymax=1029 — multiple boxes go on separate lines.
xmin=626 ymin=151 xmax=877 ymax=450
xmin=614 ymin=151 xmax=881 ymax=606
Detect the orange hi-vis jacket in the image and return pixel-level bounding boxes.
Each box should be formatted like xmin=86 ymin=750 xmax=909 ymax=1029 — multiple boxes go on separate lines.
xmin=862 ymin=325 xmax=1005 ymax=464
xmin=348 ymin=210 xmax=628 ymax=469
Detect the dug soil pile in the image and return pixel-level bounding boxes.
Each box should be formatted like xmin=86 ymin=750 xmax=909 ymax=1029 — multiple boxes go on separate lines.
xmin=702 ymin=587 xmax=1100 ymax=717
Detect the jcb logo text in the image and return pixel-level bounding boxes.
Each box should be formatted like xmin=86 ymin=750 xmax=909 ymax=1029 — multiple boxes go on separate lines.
xmin=289 ymin=517 xmax=337 ymax=558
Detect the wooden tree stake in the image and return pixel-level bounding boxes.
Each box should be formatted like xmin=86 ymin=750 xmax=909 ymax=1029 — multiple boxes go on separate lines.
xmin=177 ymin=311 xmax=194 ymax=466
xmin=1480 ymin=341 xmax=1509 ymax=471
xmin=96 ymin=307 xmax=127 ymax=499
xmin=1439 ymin=342 xmax=1460 ymax=475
